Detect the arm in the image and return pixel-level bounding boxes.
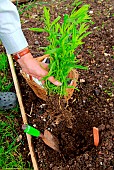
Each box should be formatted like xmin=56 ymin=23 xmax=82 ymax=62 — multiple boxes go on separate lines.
xmin=0 ymin=0 xmax=28 ymax=54
xmin=0 ymin=0 xmax=61 ymax=86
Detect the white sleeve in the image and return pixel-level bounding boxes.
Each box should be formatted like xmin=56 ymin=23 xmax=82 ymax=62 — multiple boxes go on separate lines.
xmin=0 ymin=0 xmax=28 ymax=54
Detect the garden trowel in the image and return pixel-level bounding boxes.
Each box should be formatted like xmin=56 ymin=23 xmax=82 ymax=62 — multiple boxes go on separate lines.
xmin=22 ymin=124 xmax=60 ymax=152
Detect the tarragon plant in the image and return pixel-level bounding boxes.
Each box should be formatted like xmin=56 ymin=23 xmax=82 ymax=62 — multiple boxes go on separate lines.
xmin=30 ymin=5 xmax=91 ymax=96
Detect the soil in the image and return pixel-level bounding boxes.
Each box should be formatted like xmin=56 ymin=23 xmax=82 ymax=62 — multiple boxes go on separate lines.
xmin=1 ymin=0 xmax=114 ymax=169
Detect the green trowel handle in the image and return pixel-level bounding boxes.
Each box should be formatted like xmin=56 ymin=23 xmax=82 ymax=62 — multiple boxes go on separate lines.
xmin=22 ymin=124 xmax=41 ymax=137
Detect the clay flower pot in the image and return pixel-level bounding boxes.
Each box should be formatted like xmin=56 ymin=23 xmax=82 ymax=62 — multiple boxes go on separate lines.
xmin=21 ymin=54 xmax=79 ymax=101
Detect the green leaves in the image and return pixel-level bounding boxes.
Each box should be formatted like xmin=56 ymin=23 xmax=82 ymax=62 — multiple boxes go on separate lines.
xmin=70 ymin=5 xmax=90 ymax=19
xmin=51 ymin=16 xmax=61 ymax=27
xmin=29 ymin=28 xmax=45 ymax=32
xmin=79 ymin=23 xmax=89 ymax=35
xmin=75 ymin=65 xmax=88 ymax=70
xmin=30 ymin=5 xmax=91 ymax=96
xmin=44 ymin=6 xmax=50 ymax=29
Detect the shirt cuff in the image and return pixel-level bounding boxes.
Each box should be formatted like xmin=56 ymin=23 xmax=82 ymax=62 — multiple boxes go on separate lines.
xmin=0 ymin=28 xmax=28 ymax=54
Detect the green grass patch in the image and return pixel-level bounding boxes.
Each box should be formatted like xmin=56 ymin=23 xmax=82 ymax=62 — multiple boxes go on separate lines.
xmin=0 ymin=53 xmax=13 ymax=91
xmin=0 ymin=113 xmax=27 ymax=169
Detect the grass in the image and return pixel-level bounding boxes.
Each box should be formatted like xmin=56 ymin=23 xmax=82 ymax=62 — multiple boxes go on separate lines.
xmin=0 ymin=53 xmax=13 ymax=91
xmin=0 ymin=113 xmax=25 ymax=169
xmin=0 ymin=53 xmax=31 ymax=169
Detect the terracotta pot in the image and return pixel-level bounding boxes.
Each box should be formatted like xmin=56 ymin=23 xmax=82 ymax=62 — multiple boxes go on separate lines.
xmin=21 ymin=55 xmax=79 ymax=101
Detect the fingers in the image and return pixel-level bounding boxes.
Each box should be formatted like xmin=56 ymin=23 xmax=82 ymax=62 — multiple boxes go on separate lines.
xmin=29 ymin=73 xmax=62 ymax=86
xmin=20 ymin=58 xmax=62 ymax=86
xmin=38 ymin=62 xmax=62 ymax=86
xmin=48 ymin=76 xmax=62 ymax=86
xmin=28 ymin=73 xmax=61 ymax=86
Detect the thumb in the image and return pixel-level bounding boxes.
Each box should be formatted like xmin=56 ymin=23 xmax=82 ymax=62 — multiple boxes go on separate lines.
xmin=48 ymin=76 xmax=62 ymax=86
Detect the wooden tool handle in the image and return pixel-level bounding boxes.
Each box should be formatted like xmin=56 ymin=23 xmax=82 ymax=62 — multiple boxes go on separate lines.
xmin=7 ymin=54 xmax=39 ymax=170
xmin=7 ymin=54 xmax=27 ymax=124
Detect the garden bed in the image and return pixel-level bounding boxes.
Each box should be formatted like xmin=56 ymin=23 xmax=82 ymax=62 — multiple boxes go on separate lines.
xmin=2 ymin=0 xmax=114 ymax=169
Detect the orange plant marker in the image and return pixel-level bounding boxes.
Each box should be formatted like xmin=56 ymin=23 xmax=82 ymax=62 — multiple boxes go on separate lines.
xmin=93 ymin=127 xmax=99 ymax=147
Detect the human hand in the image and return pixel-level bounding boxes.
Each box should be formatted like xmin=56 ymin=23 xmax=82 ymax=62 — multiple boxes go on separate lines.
xmin=17 ymin=52 xmax=62 ymax=86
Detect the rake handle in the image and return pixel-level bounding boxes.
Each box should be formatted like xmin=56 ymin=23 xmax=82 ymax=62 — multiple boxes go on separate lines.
xmin=7 ymin=54 xmax=27 ymax=123
xmin=7 ymin=54 xmax=39 ymax=170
